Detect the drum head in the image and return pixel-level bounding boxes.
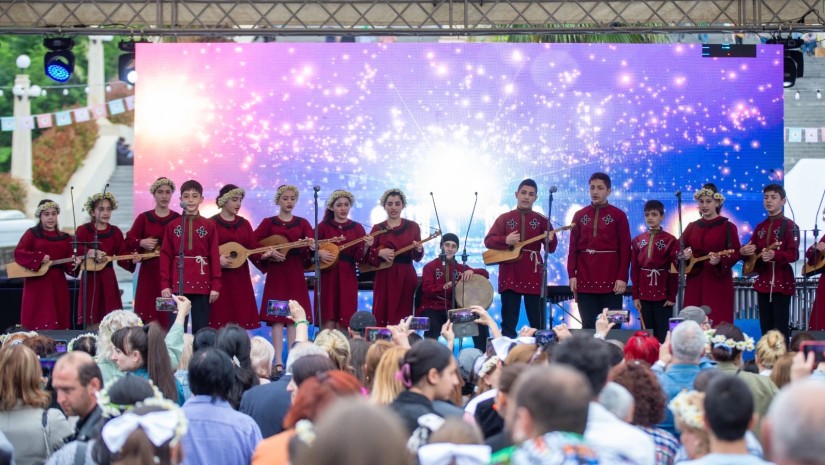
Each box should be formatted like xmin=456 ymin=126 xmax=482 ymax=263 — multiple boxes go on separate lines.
xmin=454 ymin=274 xmax=494 ymax=309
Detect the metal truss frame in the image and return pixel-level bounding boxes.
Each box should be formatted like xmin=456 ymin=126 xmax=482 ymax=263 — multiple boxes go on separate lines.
xmin=0 ymin=0 xmax=823 ymax=37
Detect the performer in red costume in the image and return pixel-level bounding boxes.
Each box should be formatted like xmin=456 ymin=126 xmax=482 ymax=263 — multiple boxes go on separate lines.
xmin=211 ymin=184 xmax=270 ymax=329
xmin=567 ymin=172 xmax=631 ymax=329
xmin=631 ymin=200 xmax=678 ymax=342
xmin=420 ymin=233 xmax=489 ymax=344
xmin=122 ymin=177 xmax=180 ymax=324
xmin=160 ymin=180 xmax=222 ymax=334
xmin=365 ymin=188 xmax=423 ymax=327
xmin=806 ymin=208 xmax=825 ymax=330
xmin=740 ymin=184 xmax=798 ymax=338
xmin=76 ymin=192 xmax=126 ymax=327
xmin=485 ymin=179 xmax=557 ymax=337
xmin=678 ymin=183 xmax=741 ymax=325
xmin=315 ymin=189 xmax=372 ymax=330
xmin=14 ymin=199 xmax=80 ymax=330
xmin=254 ymin=184 xmax=314 ymax=371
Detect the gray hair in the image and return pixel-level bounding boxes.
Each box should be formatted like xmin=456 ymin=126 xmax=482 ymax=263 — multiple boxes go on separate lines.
xmin=95 ymin=310 xmax=142 ymax=364
xmin=678 ymin=306 xmax=706 ymax=325
xmin=598 ymin=382 xmax=634 ymax=422
xmin=670 ymin=320 xmax=706 ymax=363
xmin=285 ymin=342 xmax=328 ymax=373
xmin=767 ymin=379 xmax=825 ymax=464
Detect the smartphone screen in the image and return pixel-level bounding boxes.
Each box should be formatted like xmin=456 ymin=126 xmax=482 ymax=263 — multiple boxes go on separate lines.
xmin=669 ymin=318 xmax=685 ymax=332
xmin=267 ymin=300 xmax=291 ymax=317
xmin=535 ymin=330 xmax=557 ymax=346
xmin=409 ymin=317 xmax=430 ymax=331
xmin=155 ymin=297 xmax=177 ymax=312
xmin=365 ymin=327 xmax=392 ymax=342
xmin=448 ymin=309 xmax=477 ymax=324
xmin=801 ymin=341 xmax=825 ymax=363
xmin=607 ymin=310 xmax=629 ymax=324
xmin=55 ymin=340 xmax=68 ymax=353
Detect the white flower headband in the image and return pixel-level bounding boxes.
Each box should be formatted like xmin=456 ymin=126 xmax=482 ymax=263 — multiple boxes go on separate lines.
xmin=101 ymin=398 xmax=188 ymax=455
xmin=326 ymin=189 xmax=355 ymax=210
xmin=217 ymin=187 xmax=245 ymax=208
xmin=149 ymin=178 xmax=175 ymax=194
xmin=380 ymin=188 xmax=406 ymax=206
xmin=693 ymin=188 xmax=725 ymax=204
xmin=96 ymin=380 xmax=164 ymax=418
xmin=0 ymin=331 xmax=37 ymax=347
xmin=478 ymin=356 xmax=500 ymax=379
xmin=67 ymin=332 xmax=97 ymax=352
xmin=34 ymin=201 xmax=60 ymax=218
xmin=706 ymin=329 xmax=755 ymax=353
xmin=275 ymin=184 xmax=299 ymax=204
xmin=668 ymin=390 xmax=705 ymax=431
xmin=295 ymin=419 xmax=316 ymax=445
xmin=85 ymin=192 xmax=119 ymax=215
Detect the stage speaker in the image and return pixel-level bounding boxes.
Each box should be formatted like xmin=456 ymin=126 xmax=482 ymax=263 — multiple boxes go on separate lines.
xmin=572 ymin=328 xmax=653 ymax=344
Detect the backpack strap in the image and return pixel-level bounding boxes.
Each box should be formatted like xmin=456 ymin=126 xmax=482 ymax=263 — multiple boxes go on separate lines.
xmin=73 ymin=441 xmax=89 ymax=465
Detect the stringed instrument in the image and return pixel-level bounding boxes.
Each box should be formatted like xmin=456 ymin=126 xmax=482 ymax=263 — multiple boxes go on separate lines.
xmin=669 ymin=249 xmax=735 ymax=275
xmin=304 ymin=226 xmax=392 ymax=272
xmin=82 ymin=250 xmax=161 ymax=272
xmin=222 ymin=236 xmax=344 ymax=269
xmin=483 ymin=224 xmax=575 ymax=266
xmin=742 ymin=241 xmax=781 ymax=277
xmin=7 ymin=256 xmax=78 ymax=279
xmin=359 ymin=230 xmax=441 ymax=273
xmin=804 ymin=251 xmax=825 ymax=277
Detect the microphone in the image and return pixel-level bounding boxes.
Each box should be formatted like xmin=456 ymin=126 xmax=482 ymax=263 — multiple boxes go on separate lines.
xmin=313 ymin=185 xmax=321 ymax=192
xmin=675 ymin=190 xmax=682 ymax=198
xmin=549 ymin=186 xmax=558 ymax=193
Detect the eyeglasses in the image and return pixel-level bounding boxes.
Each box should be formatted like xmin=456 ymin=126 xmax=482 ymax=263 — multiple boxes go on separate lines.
xmin=702 ymin=319 xmax=713 ymax=327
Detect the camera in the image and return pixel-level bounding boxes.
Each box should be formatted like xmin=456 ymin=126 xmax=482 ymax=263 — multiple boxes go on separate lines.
xmin=155 ymin=297 xmax=177 ymax=312
xmin=409 ymin=317 xmax=430 ymax=331
xmin=669 ymin=318 xmax=685 ymax=332
xmin=365 ymin=327 xmax=393 ymax=342
xmin=534 ymin=329 xmax=557 ymax=346
xmin=607 ymin=310 xmax=629 ymax=325
xmin=448 ymin=309 xmax=478 ymax=324
xmin=267 ymin=300 xmax=291 ymax=317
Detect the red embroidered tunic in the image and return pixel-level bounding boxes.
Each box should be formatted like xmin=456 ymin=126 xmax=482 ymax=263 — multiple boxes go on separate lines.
xmin=631 ymin=229 xmax=679 ymax=302
xmin=806 ymin=237 xmax=825 ymax=330
xmin=160 ymin=214 xmax=222 ymax=295
xmin=210 ymin=214 xmax=261 ymax=329
xmin=365 ymin=219 xmax=423 ymax=327
xmin=75 ymin=223 xmax=126 ymax=325
xmin=14 ymin=228 xmax=75 ymax=330
xmin=315 ymin=219 xmax=367 ymax=326
xmin=419 ymin=258 xmax=489 ymax=311
xmin=567 ymin=203 xmax=631 ymax=293
xmin=747 ymin=215 xmax=798 ymax=296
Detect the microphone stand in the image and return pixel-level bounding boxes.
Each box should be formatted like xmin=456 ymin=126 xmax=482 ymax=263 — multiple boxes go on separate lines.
xmin=461 ymin=192 xmax=478 ymax=311
xmin=676 ymin=191 xmax=686 ymax=314
xmin=313 ymin=186 xmax=322 ymax=328
xmin=539 ymin=187 xmax=556 ymax=330
xmin=429 ymin=193 xmax=450 ymax=310
xmin=69 ymin=186 xmax=83 ymax=330
xmin=83 ymin=184 xmax=108 ymax=330
xmin=178 ymin=202 xmax=186 ymax=297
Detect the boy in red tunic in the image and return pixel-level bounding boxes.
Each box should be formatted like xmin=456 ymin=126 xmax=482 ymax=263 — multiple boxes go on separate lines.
xmin=14 ymin=200 xmax=80 ymax=330
xmin=567 ymin=172 xmax=631 ymax=329
xmin=740 ymin=184 xmax=799 ymax=338
xmin=122 ymin=177 xmax=181 ymax=324
xmin=678 ymin=183 xmax=741 ymax=325
xmin=76 ymin=192 xmax=126 ymax=327
xmin=420 ymin=233 xmax=489 ymax=346
xmin=484 ymin=179 xmax=557 ymax=337
xmin=807 ymin=232 xmax=825 ymax=330
xmin=631 ymin=200 xmax=678 ymax=342
xmin=160 ymin=180 xmax=221 ymax=334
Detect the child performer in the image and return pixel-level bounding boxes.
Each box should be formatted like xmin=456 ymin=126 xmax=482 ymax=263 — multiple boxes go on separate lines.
xmin=805 ymin=208 xmax=825 ymax=330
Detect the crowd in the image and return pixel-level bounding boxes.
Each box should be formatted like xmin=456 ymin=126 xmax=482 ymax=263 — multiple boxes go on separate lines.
xmin=1 ymin=298 xmax=825 ymax=465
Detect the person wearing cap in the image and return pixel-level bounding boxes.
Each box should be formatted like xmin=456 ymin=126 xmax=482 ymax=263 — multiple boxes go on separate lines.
xmin=315 ymin=190 xmax=373 ymax=330
xmin=484 ymin=179 xmax=557 ymax=337
xmin=348 ymin=311 xmax=377 ymax=339
xmin=679 ymin=305 xmax=713 ymax=331
xmin=420 ymin=233 xmax=489 ymax=346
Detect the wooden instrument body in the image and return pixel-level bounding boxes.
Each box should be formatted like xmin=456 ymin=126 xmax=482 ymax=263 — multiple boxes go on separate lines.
xmin=805 ymin=253 xmax=825 ymax=277
xmin=82 ymin=250 xmax=160 ymax=272
xmin=223 ymin=235 xmax=343 ymax=269
xmin=359 ymin=230 xmax=441 ymax=273
xmin=482 ymin=224 xmax=574 ymax=266
xmin=742 ymin=241 xmax=781 ymax=277
xmin=669 ymin=249 xmax=735 ymax=275
xmin=306 ymin=227 xmax=392 ymax=272
xmin=7 ymin=257 xmax=74 ymax=279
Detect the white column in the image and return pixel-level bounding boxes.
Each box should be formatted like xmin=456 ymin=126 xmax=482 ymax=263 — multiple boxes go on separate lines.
xmin=11 ymin=74 xmax=33 ymax=184
xmin=87 ymin=36 xmax=109 ymax=108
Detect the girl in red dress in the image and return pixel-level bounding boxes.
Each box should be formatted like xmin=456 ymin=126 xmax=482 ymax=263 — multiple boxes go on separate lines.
xmin=806 ymin=209 xmax=825 ymax=329
xmin=679 ymin=183 xmax=741 ymax=325
xmin=315 ymin=189 xmax=373 ymax=329
xmin=76 ymin=192 xmax=127 ymax=327
xmin=211 ymin=184 xmax=272 ymax=329
xmin=122 ymin=177 xmax=180 ymax=324
xmin=365 ymin=188 xmax=423 ymax=327
xmin=14 ymin=199 xmax=79 ymax=330
xmin=254 ymin=185 xmax=314 ymax=369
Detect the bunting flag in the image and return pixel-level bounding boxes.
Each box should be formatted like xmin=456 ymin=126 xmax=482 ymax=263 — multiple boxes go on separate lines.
xmin=73 ymin=107 xmax=91 ymax=123
xmin=18 ymin=116 xmax=35 ymax=130
xmin=0 ymin=117 xmax=14 ymax=132
xmin=788 ymin=128 xmax=803 ymax=142
xmin=124 ymin=96 xmax=135 ymax=111
xmin=805 ymin=128 xmax=818 ymax=143
xmin=0 ymin=97 xmax=133 ymax=130
xmin=91 ymin=104 xmax=107 ymax=119
xmin=55 ymin=111 xmax=73 ymax=126
xmin=36 ymin=114 xmax=53 ymax=129
xmin=108 ymin=99 xmax=125 ymax=115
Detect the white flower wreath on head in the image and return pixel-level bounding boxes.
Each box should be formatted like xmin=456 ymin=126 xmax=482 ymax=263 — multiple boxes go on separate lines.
xmin=34 ymin=201 xmax=60 ymax=218
xmin=217 ymin=187 xmax=245 ymax=208
xmin=274 ymin=185 xmax=299 ymax=204
xmin=478 ymin=356 xmax=500 ymax=379
xmin=294 ymin=419 xmax=316 ymax=445
xmin=84 ymin=192 xmax=119 ymax=215
xmin=326 ymin=189 xmax=355 ymax=210
xmin=96 ymin=380 xmax=165 ymax=418
xmin=706 ymin=329 xmax=755 ymax=353
xmin=380 ymin=188 xmax=406 ymax=206
xmin=693 ymin=188 xmax=725 ymax=204
xmin=668 ymin=390 xmax=705 ymax=431
xmin=149 ymin=178 xmax=176 ymax=195
xmin=67 ymin=332 xmax=97 ymax=353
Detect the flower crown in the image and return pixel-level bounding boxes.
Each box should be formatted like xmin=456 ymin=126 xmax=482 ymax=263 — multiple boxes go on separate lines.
xmin=85 ymin=192 xmax=119 ymax=215
xmin=96 ymin=379 xmax=164 ymax=418
xmin=217 ymin=187 xmax=245 ymax=208
xmin=0 ymin=331 xmax=37 ymax=347
xmin=294 ymin=419 xmax=316 ymax=445
xmin=275 ymin=185 xmax=299 ymax=204
xmin=668 ymin=390 xmax=705 ymax=430
xmin=67 ymin=332 xmax=97 ymax=353
xmin=706 ymin=329 xmax=755 ymax=353
xmin=693 ymin=188 xmax=725 ymax=204
xmin=149 ymin=178 xmax=175 ymax=195
xmin=326 ymin=189 xmax=355 ymax=210
xmin=380 ymin=188 xmax=406 ymax=206
xmin=35 ymin=201 xmax=60 ymax=218
xmin=478 ymin=356 xmax=500 ymax=379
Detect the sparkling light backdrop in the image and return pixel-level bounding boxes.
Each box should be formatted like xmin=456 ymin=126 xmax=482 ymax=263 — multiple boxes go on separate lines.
xmin=135 ymin=42 xmax=784 ymax=326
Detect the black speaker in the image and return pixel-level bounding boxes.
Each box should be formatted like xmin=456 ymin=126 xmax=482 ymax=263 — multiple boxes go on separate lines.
xmin=572 ymin=328 xmax=653 ymax=344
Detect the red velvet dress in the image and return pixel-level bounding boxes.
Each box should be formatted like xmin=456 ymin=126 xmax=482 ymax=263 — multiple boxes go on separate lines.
xmin=566 ymin=203 xmax=631 ymax=293
xmin=315 ymin=218 xmax=367 ymax=326
xmin=631 ymin=229 xmax=679 ymax=302
xmin=14 ymin=228 xmax=75 ymax=330
xmin=254 ymin=216 xmax=313 ymax=324
xmin=366 ymin=219 xmax=423 ymax=327
xmin=210 ymin=214 xmax=261 ymax=329
xmin=806 ymin=237 xmax=825 ymax=330
xmin=484 ymin=209 xmax=557 ymax=295
xmin=748 ymin=215 xmax=798 ymax=296
xmin=75 ymin=223 xmax=125 ymax=326
xmin=159 ymin=215 xmax=222 ymax=295
xmin=420 ymin=258 xmax=489 ymax=311
xmin=678 ymin=216 xmax=741 ymax=324
xmin=122 ymin=210 xmax=181 ymax=324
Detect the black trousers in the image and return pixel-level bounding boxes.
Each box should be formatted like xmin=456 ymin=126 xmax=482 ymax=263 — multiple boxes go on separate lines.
xmin=577 ymin=292 xmax=623 ymax=329
xmin=169 ymin=293 xmax=211 ymax=333
xmin=757 ymin=292 xmax=791 ymax=339
xmin=500 ymin=290 xmax=542 ymax=338
xmin=640 ymin=300 xmax=673 ymax=342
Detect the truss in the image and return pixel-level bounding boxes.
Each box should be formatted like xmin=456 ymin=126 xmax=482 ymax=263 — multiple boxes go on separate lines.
xmin=0 ymin=0 xmax=823 ymax=36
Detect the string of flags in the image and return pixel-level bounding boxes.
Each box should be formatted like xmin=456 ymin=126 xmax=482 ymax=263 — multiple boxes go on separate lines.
xmin=786 ymin=127 xmax=825 ymax=143
xmin=0 ymin=96 xmax=134 ymax=132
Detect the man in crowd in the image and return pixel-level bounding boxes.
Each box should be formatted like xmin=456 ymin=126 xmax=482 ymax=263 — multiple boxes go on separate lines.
xmin=348 ymin=311 xmax=376 ymax=339
xmin=52 ymin=351 xmax=104 ymax=441
xmin=763 ymin=379 xmax=825 ymax=465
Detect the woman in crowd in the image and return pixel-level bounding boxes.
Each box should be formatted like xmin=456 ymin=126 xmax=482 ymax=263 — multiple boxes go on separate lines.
xmin=770 ymin=352 xmax=795 ymax=389
xmin=251 ymin=336 xmax=276 ymax=384
xmin=313 ymin=329 xmax=352 ymax=373
xmin=216 ymin=324 xmax=260 ymax=409
xmin=14 ymin=199 xmax=78 ymax=330
xmin=101 ymin=403 xmax=187 ymax=465
xmin=624 ymin=331 xmax=661 ymax=366
xmin=286 ymin=355 xmax=337 ymax=404
xmin=0 ymin=344 xmax=74 ymax=465
xmin=111 ymin=322 xmax=185 ymax=406
xmin=369 ymin=346 xmax=409 ymax=406
xmin=364 ymin=340 xmax=394 ymax=391
xmin=68 ymin=333 xmax=98 ymax=357
xmin=348 ymin=338 xmax=370 ymax=386
xmin=174 ymin=333 xmax=194 ymax=402
xmin=668 ymin=390 xmax=709 ymax=461
xmin=755 ymin=330 xmax=787 ymax=376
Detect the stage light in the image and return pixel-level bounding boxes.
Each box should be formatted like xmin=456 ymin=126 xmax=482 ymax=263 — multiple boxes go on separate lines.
xmin=43 ymin=37 xmax=75 ymax=83
xmin=118 ymin=40 xmax=147 ymax=85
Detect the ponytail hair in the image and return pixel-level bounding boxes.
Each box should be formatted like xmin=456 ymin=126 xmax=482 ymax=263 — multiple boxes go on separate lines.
xmin=112 ymin=323 xmax=178 ymax=404
xmin=215 ymin=324 xmax=259 ymax=409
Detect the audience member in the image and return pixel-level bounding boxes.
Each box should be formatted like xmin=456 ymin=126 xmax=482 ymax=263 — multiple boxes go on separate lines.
xmin=313 ymin=329 xmax=352 ymax=373
xmin=763 ymin=379 xmax=825 ymax=465
xmin=363 ymin=340 xmax=394 ymax=390
xmin=192 ymin=327 xmax=217 ymax=353
xmin=22 ymin=335 xmax=57 ymax=358
xmin=606 ymin=340 xmax=626 ymax=367
xmin=470 ymin=356 xmax=504 ymax=439
xmin=68 ymin=334 xmax=97 ymax=357
xmin=111 ymin=322 xmax=184 ymax=406
xmin=485 ymin=363 xmax=529 ymax=454
xmin=624 ymin=331 xmax=661 ymax=365
xmin=0 ymin=431 xmax=12 ymax=465
xmin=287 ymin=355 xmax=337 ymax=403
xmin=678 ymin=306 xmax=712 ymax=331
xmin=175 ymin=333 xmax=194 ymax=402
xmin=101 ymin=403 xmax=185 ymax=465
xmin=755 ymin=330 xmax=786 ymax=376
xmin=598 ymin=382 xmax=635 ymax=423
xmin=669 ymin=390 xmax=709 ymax=461
xmin=788 ymin=331 xmax=814 ymax=352
xmin=347 ymin=311 xmax=377 ymax=339
xmin=369 ymin=346 xmax=408 ymax=406
xmin=51 ymin=352 xmax=104 ymax=442
xmin=181 ymin=348 xmax=262 ymax=465
xmin=654 ymin=320 xmax=708 ymax=436
xmin=216 ymin=325 xmax=260 ymax=409
xmin=250 ymin=336 xmax=275 ymax=385
xmin=769 ymin=352 xmax=794 ymax=389
xmin=420 ymin=418 xmax=490 ymax=465
xmin=347 ymin=338 xmax=370 ymax=386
